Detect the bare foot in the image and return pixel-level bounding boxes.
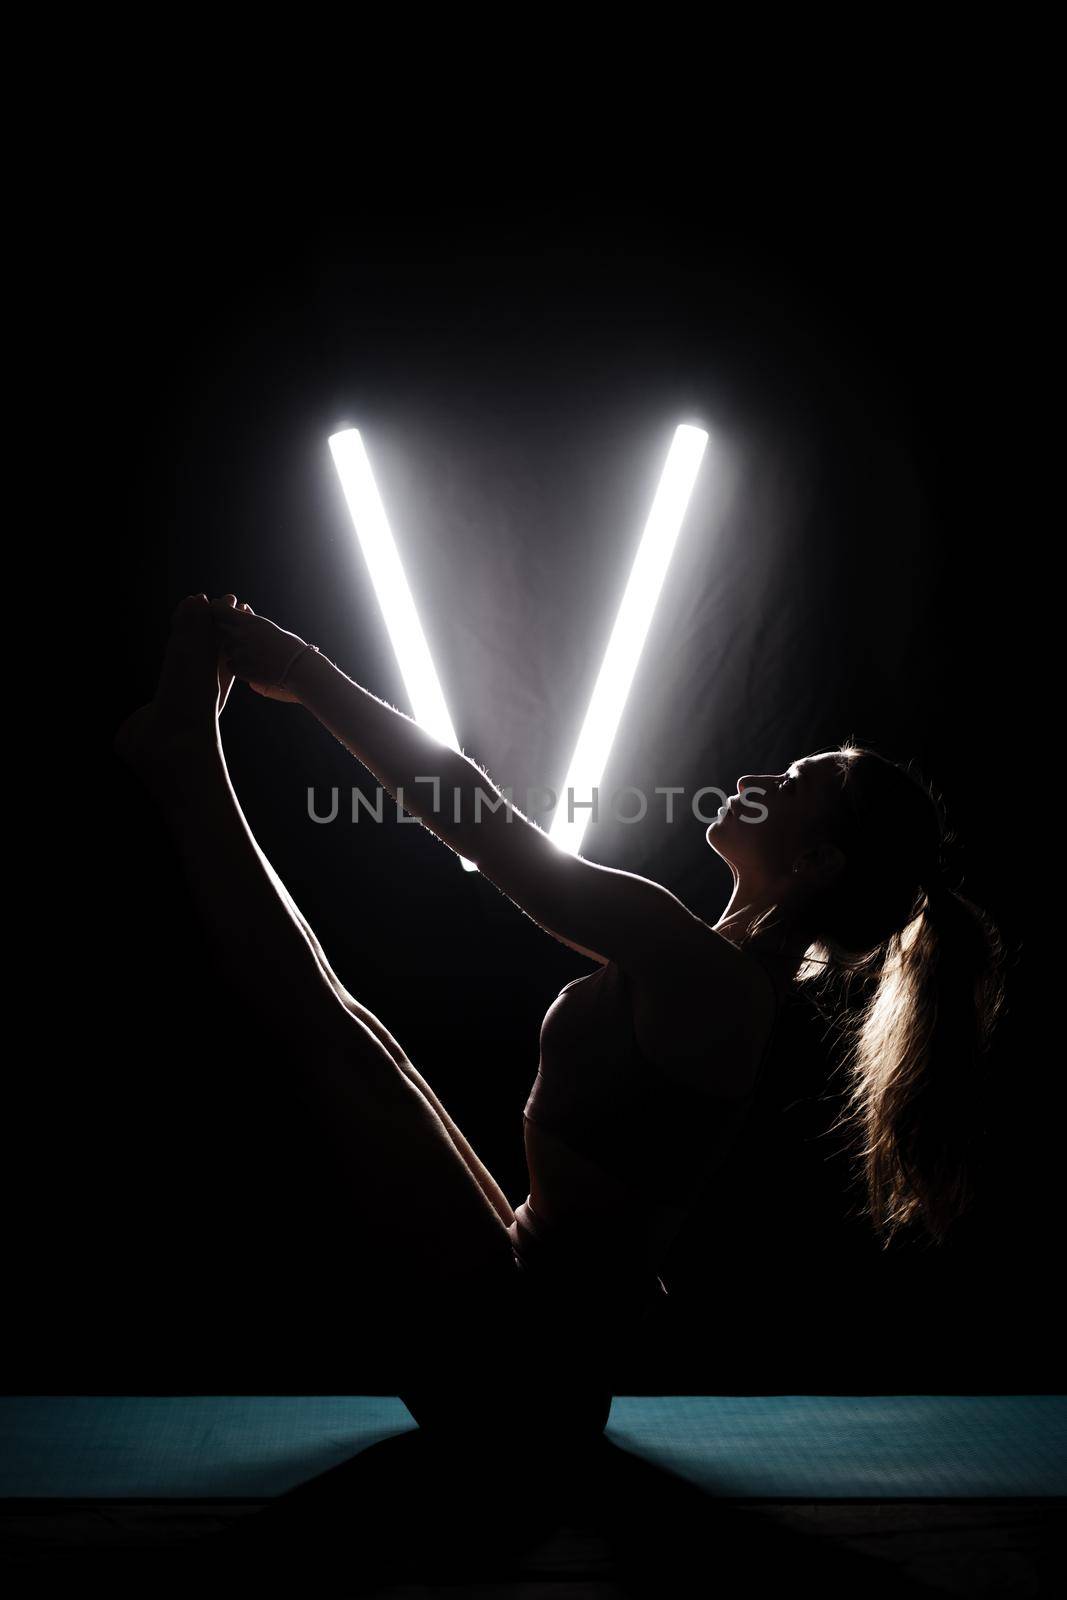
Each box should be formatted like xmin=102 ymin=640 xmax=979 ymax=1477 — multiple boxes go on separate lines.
xmin=114 ymin=595 xmax=226 ymax=797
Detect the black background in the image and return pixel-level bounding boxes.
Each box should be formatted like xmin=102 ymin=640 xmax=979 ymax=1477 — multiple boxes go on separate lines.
xmin=13 ymin=137 xmax=1054 ymax=1397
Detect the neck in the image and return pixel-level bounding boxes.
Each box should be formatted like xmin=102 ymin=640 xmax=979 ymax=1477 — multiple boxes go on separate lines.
xmin=713 ymin=877 xmax=812 ymax=974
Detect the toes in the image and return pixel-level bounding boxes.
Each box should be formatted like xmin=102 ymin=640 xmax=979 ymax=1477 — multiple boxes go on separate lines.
xmin=155 ymin=594 xmax=221 ymax=722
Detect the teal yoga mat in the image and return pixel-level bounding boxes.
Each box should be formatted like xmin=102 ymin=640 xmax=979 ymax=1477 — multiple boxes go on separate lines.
xmin=1 ymin=1396 xmax=1064 ymax=1499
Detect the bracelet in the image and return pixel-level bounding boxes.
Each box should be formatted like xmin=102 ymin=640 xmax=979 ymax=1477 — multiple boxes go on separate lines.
xmin=276 ymin=641 xmax=320 ymax=689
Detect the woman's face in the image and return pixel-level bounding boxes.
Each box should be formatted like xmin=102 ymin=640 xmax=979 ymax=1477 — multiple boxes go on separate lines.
xmin=706 ymin=752 xmax=847 ymax=884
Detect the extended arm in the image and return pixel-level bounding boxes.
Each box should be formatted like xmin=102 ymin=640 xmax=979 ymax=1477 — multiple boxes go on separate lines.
xmin=289 ymin=650 xmax=739 ymax=982
xmin=290 ymin=647 xmax=512 ymax=862
xmin=214 ymin=602 xmax=745 ymax=984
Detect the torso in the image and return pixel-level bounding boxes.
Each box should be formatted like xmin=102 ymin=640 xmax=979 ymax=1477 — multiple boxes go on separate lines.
xmin=626 ymin=937 xmax=782 ymax=1098
xmin=522 ymin=933 xmax=785 ymax=1258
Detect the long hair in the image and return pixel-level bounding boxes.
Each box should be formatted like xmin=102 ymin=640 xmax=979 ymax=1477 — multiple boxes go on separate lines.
xmin=744 ymin=743 xmax=1009 ymax=1248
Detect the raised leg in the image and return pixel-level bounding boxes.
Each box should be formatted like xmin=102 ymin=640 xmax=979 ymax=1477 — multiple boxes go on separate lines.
xmin=216 ymin=597 xmax=515 ymax=1229
xmin=115 ymin=595 xmax=517 ymax=1297
xmin=269 ymin=827 xmax=514 ymax=1229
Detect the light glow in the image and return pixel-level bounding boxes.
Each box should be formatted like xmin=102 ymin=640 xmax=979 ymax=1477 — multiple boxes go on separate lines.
xmin=328 ymin=428 xmax=478 ymax=871
xmin=548 ymin=423 xmax=709 ymax=857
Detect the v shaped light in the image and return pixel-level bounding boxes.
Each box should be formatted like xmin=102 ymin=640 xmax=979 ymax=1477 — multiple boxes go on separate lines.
xmin=329 ymin=422 xmax=708 ymax=872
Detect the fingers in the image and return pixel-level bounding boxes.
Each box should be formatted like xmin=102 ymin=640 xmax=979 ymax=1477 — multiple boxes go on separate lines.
xmin=211 ymin=595 xmax=247 ymax=629
xmin=172 ymin=593 xmax=209 ymax=626
xmin=210 ymin=597 xmax=260 ymax=628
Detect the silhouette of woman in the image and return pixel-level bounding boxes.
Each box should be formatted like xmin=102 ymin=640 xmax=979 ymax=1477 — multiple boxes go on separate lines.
xmin=116 ymin=593 xmax=1007 ymax=1456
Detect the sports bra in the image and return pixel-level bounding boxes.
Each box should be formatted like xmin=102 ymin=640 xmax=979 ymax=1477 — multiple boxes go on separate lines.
xmin=522 ymin=945 xmax=784 ymax=1211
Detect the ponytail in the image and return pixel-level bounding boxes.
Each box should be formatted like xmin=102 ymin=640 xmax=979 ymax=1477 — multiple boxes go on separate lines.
xmin=825 ymin=879 xmax=1008 ymax=1247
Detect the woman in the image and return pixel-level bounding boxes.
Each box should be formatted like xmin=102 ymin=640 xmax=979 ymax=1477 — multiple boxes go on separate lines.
xmin=116 ymin=593 xmax=1006 ymax=1452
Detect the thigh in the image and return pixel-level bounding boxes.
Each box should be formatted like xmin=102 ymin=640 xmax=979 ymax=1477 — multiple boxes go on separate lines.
xmin=332 ymin=995 xmax=515 ymax=1229
xmin=297 ymin=1026 xmax=516 ymax=1293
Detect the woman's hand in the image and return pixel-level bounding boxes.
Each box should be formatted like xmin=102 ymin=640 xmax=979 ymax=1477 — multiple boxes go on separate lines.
xmin=210 ymin=598 xmax=309 ymax=703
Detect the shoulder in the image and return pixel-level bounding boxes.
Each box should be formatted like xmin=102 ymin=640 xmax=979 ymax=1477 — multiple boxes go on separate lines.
xmin=621 ymin=930 xmax=779 ymax=1099
xmin=478 ymin=817 xmax=744 ymax=975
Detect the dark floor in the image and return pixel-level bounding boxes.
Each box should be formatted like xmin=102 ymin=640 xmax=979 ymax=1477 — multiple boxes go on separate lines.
xmin=1 ymin=1428 xmax=1063 ymax=1597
